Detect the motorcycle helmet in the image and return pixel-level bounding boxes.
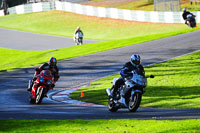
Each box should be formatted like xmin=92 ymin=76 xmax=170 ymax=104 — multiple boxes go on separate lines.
xmin=77 ymin=26 xmax=80 ymax=31
xmin=183 ymin=8 xmax=187 ymax=13
xmin=130 ymin=54 xmax=141 ymax=66
xmin=49 ymin=57 xmax=57 ymax=68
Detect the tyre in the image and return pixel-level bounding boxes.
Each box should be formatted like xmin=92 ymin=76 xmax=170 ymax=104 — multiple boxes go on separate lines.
xmin=80 ymin=39 xmax=83 ymax=45
xmin=78 ymin=38 xmax=82 ymax=45
xmin=35 ymin=86 xmax=44 ymax=104
xmin=108 ymin=97 xmax=118 ymax=112
xmin=29 ymin=96 xmax=35 ymax=104
xmin=128 ymin=93 xmax=142 ymax=112
xmin=190 ymin=21 xmax=196 ymax=28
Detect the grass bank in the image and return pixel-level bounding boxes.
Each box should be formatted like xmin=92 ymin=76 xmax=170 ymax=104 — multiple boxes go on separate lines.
xmin=70 ymin=50 xmax=200 ymax=109
xmin=0 ymin=119 xmax=200 ymax=132
xmin=0 ymin=10 xmax=193 ymax=41
xmin=83 ymin=0 xmax=200 ymax=11
xmin=0 ymin=29 xmax=197 ymax=72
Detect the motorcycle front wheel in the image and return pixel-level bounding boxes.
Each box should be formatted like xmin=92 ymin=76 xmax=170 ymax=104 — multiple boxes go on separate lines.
xmin=128 ymin=93 xmax=142 ymax=112
xmin=108 ymin=97 xmax=118 ymax=112
xmin=35 ymin=86 xmax=44 ymax=104
xmin=79 ymin=38 xmax=83 ymax=45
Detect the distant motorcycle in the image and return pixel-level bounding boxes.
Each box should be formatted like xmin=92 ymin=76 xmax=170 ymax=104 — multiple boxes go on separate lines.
xmin=106 ymin=69 xmax=154 ymax=112
xmin=74 ymin=32 xmax=83 ymax=45
xmin=186 ymin=14 xmax=196 ymax=28
xmin=29 ymin=70 xmax=54 ymax=104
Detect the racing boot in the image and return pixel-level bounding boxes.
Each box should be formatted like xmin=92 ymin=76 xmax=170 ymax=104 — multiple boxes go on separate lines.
xmin=27 ymin=80 xmax=33 ymax=92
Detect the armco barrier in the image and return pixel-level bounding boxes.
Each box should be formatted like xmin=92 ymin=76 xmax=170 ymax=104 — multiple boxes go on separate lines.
xmin=0 ymin=1 xmax=199 ymax=23
xmin=54 ymin=1 xmax=200 ymax=23
xmin=0 ymin=10 xmax=4 ymax=16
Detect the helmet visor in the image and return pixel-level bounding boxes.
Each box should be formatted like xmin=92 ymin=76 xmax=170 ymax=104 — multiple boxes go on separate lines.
xmin=133 ymin=60 xmax=141 ymax=65
xmin=50 ymin=62 xmax=56 ymax=67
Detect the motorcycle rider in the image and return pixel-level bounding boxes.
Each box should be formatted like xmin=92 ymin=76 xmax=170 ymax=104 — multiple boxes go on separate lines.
xmin=27 ymin=57 xmax=60 ymax=92
xmin=111 ymin=54 xmax=145 ymax=98
xmin=182 ymin=8 xmax=195 ymax=25
xmin=73 ymin=27 xmax=84 ymax=44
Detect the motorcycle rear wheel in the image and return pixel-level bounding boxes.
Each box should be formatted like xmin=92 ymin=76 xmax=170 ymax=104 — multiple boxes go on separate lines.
xmin=35 ymin=86 xmax=44 ymax=104
xmin=191 ymin=21 xmax=196 ymax=28
xmin=108 ymin=97 xmax=118 ymax=112
xmin=29 ymin=96 xmax=35 ymax=104
xmin=128 ymin=93 xmax=142 ymax=112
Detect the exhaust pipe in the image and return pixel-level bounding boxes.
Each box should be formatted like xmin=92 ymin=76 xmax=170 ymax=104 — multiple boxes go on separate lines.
xmin=106 ymin=88 xmax=112 ymax=97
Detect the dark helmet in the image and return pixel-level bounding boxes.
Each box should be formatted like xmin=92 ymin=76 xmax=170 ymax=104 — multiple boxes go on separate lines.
xmin=130 ymin=54 xmax=141 ymax=66
xmin=49 ymin=57 xmax=57 ymax=68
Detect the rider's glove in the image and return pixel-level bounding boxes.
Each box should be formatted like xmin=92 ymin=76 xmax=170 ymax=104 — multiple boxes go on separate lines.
xmin=51 ymin=84 xmax=55 ymax=89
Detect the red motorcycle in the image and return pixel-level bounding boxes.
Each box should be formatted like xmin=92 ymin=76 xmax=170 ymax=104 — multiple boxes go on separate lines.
xmin=29 ymin=70 xmax=53 ymax=104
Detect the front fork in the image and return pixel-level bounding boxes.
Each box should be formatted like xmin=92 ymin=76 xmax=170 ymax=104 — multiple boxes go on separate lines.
xmin=130 ymin=89 xmax=143 ymax=101
xmin=32 ymin=82 xmax=39 ymax=99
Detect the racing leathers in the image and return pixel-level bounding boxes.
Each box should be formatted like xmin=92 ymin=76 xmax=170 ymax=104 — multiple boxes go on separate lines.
xmin=28 ymin=63 xmax=60 ymax=91
xmin=112 ymin=61 xmax=145 ymax=97
xmin=182 ymin=11 xmax=195 ymax=25
xmin=74 ymin=29 xmax=84 ymax=41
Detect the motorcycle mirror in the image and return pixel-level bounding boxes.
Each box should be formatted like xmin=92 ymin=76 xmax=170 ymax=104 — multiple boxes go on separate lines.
xmin=150 ymin=75 xmax=154 ymax=78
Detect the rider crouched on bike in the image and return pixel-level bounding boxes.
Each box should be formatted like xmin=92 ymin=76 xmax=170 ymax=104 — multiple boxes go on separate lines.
xmin=182 ymin=8 xmax=195 ymax=26
xmin=27 ymin=57 xmax=60 ymax=92
xmin=73 ymin=27 xmax=84 ymax=41
xmin=112 ymin=54 xmax=145 ymax=97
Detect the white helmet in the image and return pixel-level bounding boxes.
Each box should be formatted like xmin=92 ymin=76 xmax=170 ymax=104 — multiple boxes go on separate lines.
xmin=77 ymin=26 xmax=80 ymax=31
xmin=130 ymin=54 xmax=141 ymax=66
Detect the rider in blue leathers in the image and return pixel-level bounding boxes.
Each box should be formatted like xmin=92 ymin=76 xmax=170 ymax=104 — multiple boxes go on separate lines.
xmin=112 ymin=54 xmax=145 ymax=97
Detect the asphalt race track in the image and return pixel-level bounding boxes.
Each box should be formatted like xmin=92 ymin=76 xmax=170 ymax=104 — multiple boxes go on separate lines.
xmin=0 ymin=28 xmax=200 ymax=120
xmin=0 ymin=28 xmax=99 ymax=51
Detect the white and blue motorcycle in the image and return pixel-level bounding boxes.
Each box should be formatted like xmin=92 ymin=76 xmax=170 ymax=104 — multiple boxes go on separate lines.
xmin=106 ymin=69 xmax=154 ymax=112
xmin=74 ymin=32 xmax=83 ymax=45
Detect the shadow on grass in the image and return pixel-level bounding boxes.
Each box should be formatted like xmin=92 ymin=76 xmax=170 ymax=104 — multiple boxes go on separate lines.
xmin=71 ymin=88 xmax=108 ymax=105
xmin=145 ymin=86 xmax=200 ymax=97
xmin=136 ymin=3 xmax=153 ymax=8
xmin=0 ymin=120 xmax=63 ymax=132
xmin=71 ymin=84 xmax=200 ymax=107
xmin=0 ymin=119 xmax=107 ymax=132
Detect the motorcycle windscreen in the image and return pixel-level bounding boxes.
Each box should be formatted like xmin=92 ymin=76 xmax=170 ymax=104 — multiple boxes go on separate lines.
xmin=132 ymin=74 xmax=147 ymax=86
xmin=42 ymin=70 xmax=52 ymax=77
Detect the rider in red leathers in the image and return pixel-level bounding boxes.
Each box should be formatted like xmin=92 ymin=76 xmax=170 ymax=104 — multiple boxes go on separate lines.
xmin=27 ymin=57 xmax=60 ymax=91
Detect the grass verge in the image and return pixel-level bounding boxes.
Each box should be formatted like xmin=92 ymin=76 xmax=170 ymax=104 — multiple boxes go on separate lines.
xmin=0 ymin=29 xmax=198 ymax=72
xmin=0 ymin=10 xmax=195 ymax=41
xmin=0 ymin=119 xmax=200 ymax=132
xmin=70 ymin=50 xmax=200 ymax=109
xmin=83 ymin=0 xmax=200 ymax=11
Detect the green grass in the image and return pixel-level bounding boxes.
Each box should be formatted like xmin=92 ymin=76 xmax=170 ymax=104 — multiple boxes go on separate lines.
xmin=0 ymin=6 xmax=199 ymax=132
xmin=0 ymin=10 xmax=195 ymax=41
xmin=84 ymin=0 xmax=200 ymax=11
xmin=0 ymin=11 xmax=198 ymax=71
xmin=0 ymin=29 xmax=198 ymax=72
xmin=70 ymin=50 xmax=200 ymax=109
xmin=0 ymin=119 xmax=200 ymax=132
xmin=82 ymin=0 xmax=154 ymax=10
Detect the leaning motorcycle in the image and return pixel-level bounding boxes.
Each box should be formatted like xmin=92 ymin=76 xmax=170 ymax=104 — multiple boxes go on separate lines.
xmin=187 ymin=14 xmax=196 ymax=28
xmin=106 ymin=69 xmax=154 ymax=112
xmin=29 ymin=70 xmax=53 ymax=104
xmin=74 ymin=32 xmax=83 ymax=45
